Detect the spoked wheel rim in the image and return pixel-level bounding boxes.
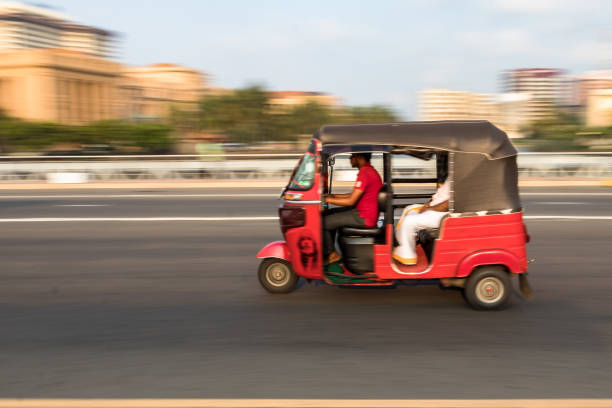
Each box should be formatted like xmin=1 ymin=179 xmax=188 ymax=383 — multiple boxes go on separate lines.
xmin=265 ymin=262 xmax=291 ymax=287
xmin=475 ymin=276 xmax=505 ymax=304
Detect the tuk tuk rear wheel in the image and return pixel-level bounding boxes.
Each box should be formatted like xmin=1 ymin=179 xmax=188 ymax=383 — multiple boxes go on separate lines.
xmin=463 ymin=266 xmax=511 ymax=310
xmin=258 ymin=258 xmax=298 ymax=294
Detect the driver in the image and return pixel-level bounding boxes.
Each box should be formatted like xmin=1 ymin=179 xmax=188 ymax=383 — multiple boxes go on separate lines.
xmin=322 ymin=153 xmax=383 ymax=265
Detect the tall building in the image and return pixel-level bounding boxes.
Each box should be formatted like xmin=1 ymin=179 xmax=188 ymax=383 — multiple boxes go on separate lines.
xmin=501 ymin=68 xmax=566 ymax=122
xmin=0 ymin=49 xmax=207 ymax=124
xmin=419 ymin=89 xmax=498 ymax=122
xmin=121 ymin=63 xmax=207 ymax=120
xmin=586 ymin=89 xmax=612 ymax=127
xmin=267 ymin=91 xmax=339 ymax=112
xmin=574 ymin=70 xmax=612 ymax=107
xmin=418 ymin=89 xmax=530 ymax=138
xmin=0 ymin=48 xmax=121 ymax=124
xmin=0 ymin=1 xmax=115 ymax=58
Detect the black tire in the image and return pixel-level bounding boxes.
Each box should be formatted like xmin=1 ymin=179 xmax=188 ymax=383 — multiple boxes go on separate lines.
xmin=258 ymin=258 xmax=299 ymax=294
xmin=463 ymin=266 xmax=512 ymax=310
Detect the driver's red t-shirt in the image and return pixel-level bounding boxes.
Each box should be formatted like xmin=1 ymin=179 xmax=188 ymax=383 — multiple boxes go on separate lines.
xmin=354 ymin=163 xmax=383 ymax=227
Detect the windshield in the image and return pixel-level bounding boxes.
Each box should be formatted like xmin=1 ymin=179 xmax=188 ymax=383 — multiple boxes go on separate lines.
xmin=287 ymin=153 xmax=316 ymax=191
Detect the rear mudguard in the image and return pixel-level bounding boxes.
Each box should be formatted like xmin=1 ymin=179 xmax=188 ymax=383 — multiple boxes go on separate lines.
xmin=257 ymin=241 xmax=290 ymax=261
xmin=456 ymin=249 xmax=524 ymax=278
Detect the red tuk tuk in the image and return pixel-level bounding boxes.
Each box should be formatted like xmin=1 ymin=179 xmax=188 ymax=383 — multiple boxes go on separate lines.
xmin=257 ymin=121 xmax=531 ymax=310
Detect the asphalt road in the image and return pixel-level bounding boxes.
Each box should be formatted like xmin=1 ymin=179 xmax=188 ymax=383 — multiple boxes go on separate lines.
xmin=0 ymin=186 xmax=611 ymax=399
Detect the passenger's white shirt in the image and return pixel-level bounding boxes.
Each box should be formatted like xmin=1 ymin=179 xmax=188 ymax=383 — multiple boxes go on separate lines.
xmin=430 ymin=179 xmax=450 ymax=207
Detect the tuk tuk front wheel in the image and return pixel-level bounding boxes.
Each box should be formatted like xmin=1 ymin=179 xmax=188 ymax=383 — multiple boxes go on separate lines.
xmin=463 ymin=266 xmax=511 ymax=310
xmin=258 ymin=258 xmax=299 ymax=294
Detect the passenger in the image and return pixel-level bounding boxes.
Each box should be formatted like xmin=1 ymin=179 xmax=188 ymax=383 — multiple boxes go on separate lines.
xmin=393 ymin=176 xmax=450 ymax=265
xmin=322 ymin=153 xmax=383 ymax=265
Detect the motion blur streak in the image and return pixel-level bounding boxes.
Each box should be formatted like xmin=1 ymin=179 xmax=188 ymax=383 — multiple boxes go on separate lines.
xmin=1 ymin=400 xmax=612 ymax=408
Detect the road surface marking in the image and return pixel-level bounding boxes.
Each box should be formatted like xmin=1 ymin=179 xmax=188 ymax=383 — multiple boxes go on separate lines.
xmin=54 ymin=204 xmax=111 ymax=207
xmin=0 ymin=192 xmax=609 ymax=200
xmin=522 ymin=192 xmax=612 ymax=196
xmin=524 ymin=215 xmax=612 ymax=220
xmin=533 ymin=202 xmax=585 ymax=205
xmin=0 ymin=215 xmax=610 ymax=223
xmin=0 ymin=217 xmax=279 ymax=222
xmin=0 ymin=399 xmax=611 ymax=407
xmin=0 ymin=194 xmax=278 ymax=199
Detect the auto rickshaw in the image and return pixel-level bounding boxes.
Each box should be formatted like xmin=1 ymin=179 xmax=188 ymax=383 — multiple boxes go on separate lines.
xmin=257 ymin=121 xmax=532 ymax=310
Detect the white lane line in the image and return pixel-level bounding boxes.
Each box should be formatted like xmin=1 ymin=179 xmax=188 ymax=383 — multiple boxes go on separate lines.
xmin=0 ymin=217 xmax=279 ymax=222
xmin=1 ymin=399 xmax=612 ymax=408
xmin=0 ymin=194 xmax=278 ymax=199
xmin=55 ymin=204 xmax=111 ymax=207
xmin=0 ymin=192 xmax=609 ymax=199
xmin=0 ymin=215 xmax=610 ymax=222
xmin=522 ymin=192 xmax=612 ymax=196
xmin=524 ymin=215 xmax=612 ymax=220
xmin=533 ymin=202 xmax=585 ymax=205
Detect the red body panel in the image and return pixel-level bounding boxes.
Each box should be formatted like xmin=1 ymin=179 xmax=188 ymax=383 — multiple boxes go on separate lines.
xmin=256 ymin=241 xmax=289 ymax=261
xmin=375 ymin=212 xmax=529 ymax=279
xmin=282 ymin=141 xmax=324 ymax=280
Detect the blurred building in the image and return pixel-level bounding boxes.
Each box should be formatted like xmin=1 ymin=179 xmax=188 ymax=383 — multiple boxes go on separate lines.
xmin=121 ymin=63 xmax=207 ymax=120
xmin=419 ymin=89 xmax=498 ymax=121
xmin=0 ymin=48 xmax=121 ymax=123
xmin=418 ymin=89 xmax=530 ymax=138
xmin=267 ymin=91 xmax=339 ymax=112
xmin=501 ymin=68 xmax=566 ymax=122
xmin=573 ymin=70 xmax=612 ymax=108
xmin=586 ymin=89 xmax=612 ymax=127
xmin=0 ymin=1 xmax=116 ymax=58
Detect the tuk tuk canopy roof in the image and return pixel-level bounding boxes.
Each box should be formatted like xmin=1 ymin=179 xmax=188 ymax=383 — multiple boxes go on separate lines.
xmin=315 ymin=121 xmax=517 ymax=160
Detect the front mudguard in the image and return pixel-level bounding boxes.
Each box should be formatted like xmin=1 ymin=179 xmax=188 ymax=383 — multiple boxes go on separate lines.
xmin=257 ymin=241 xmax=290 ymax=262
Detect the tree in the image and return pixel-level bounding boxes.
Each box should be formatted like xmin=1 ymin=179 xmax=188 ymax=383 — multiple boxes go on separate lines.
xmin=288 ymin=101 xmax=331 ymax=135
xmin=198 ymin=85 xmax=270 ymax=143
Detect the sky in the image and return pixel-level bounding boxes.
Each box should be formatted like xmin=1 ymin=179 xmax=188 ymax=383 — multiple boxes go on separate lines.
xmin=37 ymin=0 xmax=612 ymax=119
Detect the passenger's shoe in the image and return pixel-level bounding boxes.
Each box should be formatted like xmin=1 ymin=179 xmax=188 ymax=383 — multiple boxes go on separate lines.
xmin=325 ymin=251 xmax=342 ymax=265
xmin=392 ymin=253 xmax=417 ymax=266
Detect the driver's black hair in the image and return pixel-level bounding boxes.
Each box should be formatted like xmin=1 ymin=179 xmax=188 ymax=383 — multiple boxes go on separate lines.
xmin=352 ymin=152 xmax=372 ymax=162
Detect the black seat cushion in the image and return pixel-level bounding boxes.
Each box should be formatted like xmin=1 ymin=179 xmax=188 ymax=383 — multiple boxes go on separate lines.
xmin=417 ymin=228 xmax=439 ymax=260
xmin=341 ymin=226 xmax=384 ymax=237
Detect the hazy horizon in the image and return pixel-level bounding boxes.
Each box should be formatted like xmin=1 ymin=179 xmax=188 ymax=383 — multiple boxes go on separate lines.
xmin=21 ymin=0 xmax=612 ymax=118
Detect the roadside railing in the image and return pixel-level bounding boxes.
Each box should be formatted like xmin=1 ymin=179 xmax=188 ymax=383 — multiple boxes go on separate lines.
xmin=0 ymin=152 xmax=611 ymax=181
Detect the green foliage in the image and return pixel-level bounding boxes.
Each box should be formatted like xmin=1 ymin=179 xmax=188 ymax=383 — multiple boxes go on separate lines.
xmin=339 ymin=105 xmax=399 ymax=124
xmin=0 ymin=115 xmax=173 ymax=154
xmin=198 ymin=85 xmax=271 ymax=143
xmin=521 ymin=110 xmax=612 ymax=151
xmin=194 ymin=85 xmax=399 ymax=143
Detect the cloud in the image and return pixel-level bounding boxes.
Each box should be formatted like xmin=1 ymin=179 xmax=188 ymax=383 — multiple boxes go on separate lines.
xmin=460 ymin=29 xmax=532 ymax=55
xmin=491 ymin=0 xmax=588 ymax=13
xmin=568 ymin=40 xmax=612 ymax=65
xmin=298 ymin=18 xmax=381 ymax=44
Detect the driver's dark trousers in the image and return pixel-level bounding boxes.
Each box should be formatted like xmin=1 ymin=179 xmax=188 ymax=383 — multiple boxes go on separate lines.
xmin=322 ymin=207 xmax=367 ymax=259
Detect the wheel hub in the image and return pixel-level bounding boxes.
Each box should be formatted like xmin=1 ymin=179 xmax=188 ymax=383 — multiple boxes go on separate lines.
xmin=475 ymin=277 xmax=504 ymax=303
xmin=267 ymin=263 xmax=290 ymax=287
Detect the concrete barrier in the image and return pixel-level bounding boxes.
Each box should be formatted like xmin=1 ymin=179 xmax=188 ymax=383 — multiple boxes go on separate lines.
xmin=0 ymin=153 xmax=610 ymax=183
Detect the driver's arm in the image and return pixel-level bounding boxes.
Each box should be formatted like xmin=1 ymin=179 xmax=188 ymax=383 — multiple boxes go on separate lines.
xmin=323 ymin=188 xmax=364 ymax=207
xmin=327 ymin=192 xmax=351 ymax=199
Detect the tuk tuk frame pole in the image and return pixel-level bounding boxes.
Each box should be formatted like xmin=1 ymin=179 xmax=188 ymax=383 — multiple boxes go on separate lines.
xmin=449 ymin=152 xmax=455 ymax=214
xmin=383 ymin=152 xmax=393 ymax=226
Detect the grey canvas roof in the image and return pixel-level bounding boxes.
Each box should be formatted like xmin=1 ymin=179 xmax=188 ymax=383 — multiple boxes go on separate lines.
xmin=315 ymin=120 xmax=517 ymax=160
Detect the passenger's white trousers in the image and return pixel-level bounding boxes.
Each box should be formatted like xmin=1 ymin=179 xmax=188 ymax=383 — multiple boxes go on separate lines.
xmin=393 ymin=204 xmax=448 ymax=264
